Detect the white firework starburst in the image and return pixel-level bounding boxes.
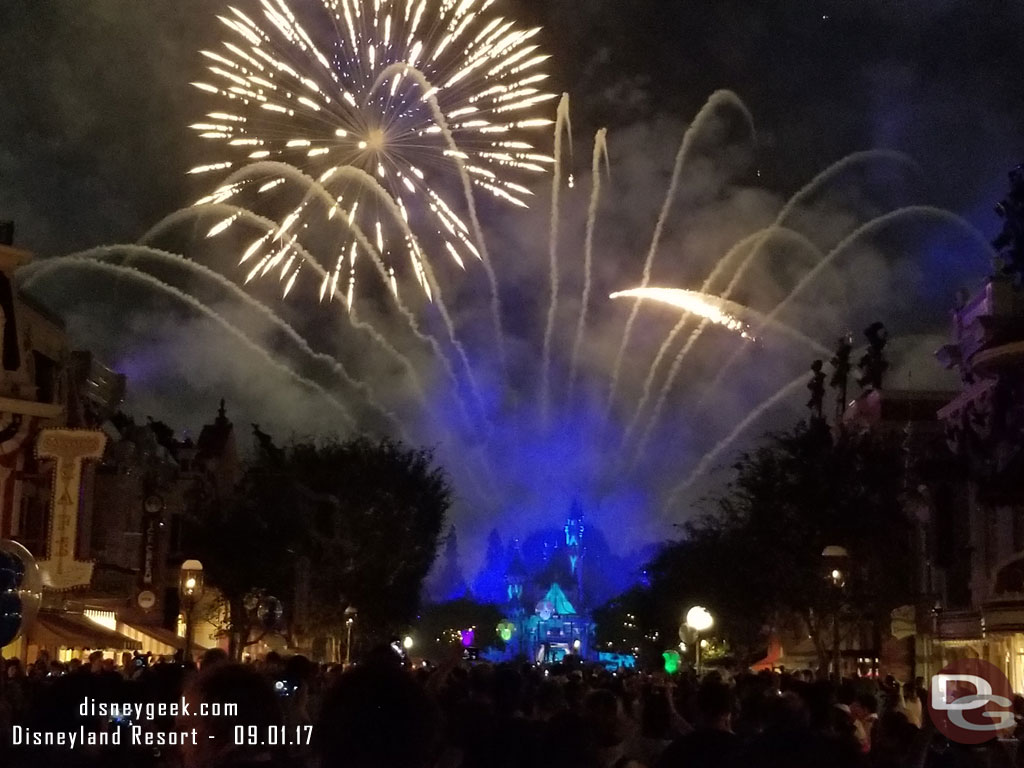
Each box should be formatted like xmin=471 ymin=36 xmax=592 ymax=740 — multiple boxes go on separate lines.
xmin=188 ymin=0 xmax=555 ymax=305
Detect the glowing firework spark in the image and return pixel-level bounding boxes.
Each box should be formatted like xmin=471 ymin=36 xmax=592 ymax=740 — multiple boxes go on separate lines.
xmin=190 ymin=0 xmax=554 ymax=301
xmin=610 ymin=288 xmax=757 ymax=341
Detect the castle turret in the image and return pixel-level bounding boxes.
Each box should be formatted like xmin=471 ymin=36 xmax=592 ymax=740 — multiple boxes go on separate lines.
xmin=565 ymin=501 xmax=584 ymax=609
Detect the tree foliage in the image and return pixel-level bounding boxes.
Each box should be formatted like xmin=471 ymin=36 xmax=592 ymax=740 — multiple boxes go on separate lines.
xmin=627 ymin=420 xmax=916 ymax=668
xmin=184 ymin=452 xmax=306 ymax=657
xmin=186 ymin=435 xmax=452 ymax=656
xmin=289 ymin=437 xmax=451 ymax=639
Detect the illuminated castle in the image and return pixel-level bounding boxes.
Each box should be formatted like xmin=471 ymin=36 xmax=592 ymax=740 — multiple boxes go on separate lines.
xmin=502 ymin=502 xmax=594 ymax=662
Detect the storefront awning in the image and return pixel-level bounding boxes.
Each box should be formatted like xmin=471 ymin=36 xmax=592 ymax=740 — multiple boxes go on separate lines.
xmin=33 ymin=612 xmax=142 ymax=651
xmin=118 ymin=621 xmax=185 ymax=655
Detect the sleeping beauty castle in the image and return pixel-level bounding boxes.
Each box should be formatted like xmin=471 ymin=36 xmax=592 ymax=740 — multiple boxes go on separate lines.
xmin=498 ymin=506 xmax=596 ymax=663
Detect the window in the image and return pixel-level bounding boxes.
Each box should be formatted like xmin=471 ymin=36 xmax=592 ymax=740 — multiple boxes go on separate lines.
xmin=32 ymin=351 xmax=57 ymax=403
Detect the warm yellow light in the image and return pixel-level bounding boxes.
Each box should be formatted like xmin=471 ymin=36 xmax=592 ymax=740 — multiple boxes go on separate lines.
xmin=365 ymin=128 xmax=386 ymax=151
xmin=685 ymin=605 xmax=714 ymax=632
xmin=403 ymin=635 xmax=414 ymax=650
xmin=610 ymin=288 xmax=754 ymax=340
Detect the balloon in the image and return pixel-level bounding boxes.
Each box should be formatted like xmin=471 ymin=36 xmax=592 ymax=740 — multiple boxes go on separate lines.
xmin=0 ymin=549 xmax=24 ymax=592
xmin=0 ymin=539 xmax=42 ymax=647
xmin=0 ymin=590 xmax=23 ymax=647
xmin=497 ymin=620 xmax=516 ymax=642
xmin=662 ymin=650 xmax=681 ymax=675
xmin=257 ymin=596 xmax=284 ymax=630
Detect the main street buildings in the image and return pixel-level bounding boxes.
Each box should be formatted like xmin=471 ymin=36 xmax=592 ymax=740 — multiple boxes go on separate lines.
xmin=0 ymin=237 xmax=234 ymax=662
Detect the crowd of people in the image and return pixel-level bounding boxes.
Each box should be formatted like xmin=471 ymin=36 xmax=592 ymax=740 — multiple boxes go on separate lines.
xmin=1 ymin=647 xmax=1022 ymax=768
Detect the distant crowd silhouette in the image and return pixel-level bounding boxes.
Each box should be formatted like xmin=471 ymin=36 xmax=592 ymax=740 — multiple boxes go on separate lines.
xmin=2 ymin=646 xmax=1022 ymax=767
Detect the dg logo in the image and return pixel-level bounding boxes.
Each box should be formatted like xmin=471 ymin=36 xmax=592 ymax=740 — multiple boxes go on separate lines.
xmin=929 ymin=658 xmax=1016 ymax=744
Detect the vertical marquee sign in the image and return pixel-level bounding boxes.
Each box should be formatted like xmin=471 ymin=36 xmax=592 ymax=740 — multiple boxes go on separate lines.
xmin=136 ymin=494 xmax=164 ymax=612
xmin=35 ymin=429 xmax=107 ymax=590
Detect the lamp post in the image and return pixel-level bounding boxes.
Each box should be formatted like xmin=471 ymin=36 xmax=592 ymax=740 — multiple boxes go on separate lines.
xmin=179 ymin=560 xmax=204 ymax=663
xmin=685 ymin=605 xmax=714 ymax=676
xmin=822 ymin=546 xmax=849 ymax=682
xmin=344 ymin=606 xmax=357 ymax=666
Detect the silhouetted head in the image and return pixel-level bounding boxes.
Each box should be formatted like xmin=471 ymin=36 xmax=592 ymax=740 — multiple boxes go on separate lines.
xmin=696 ymin=680 xmax=734 ymax=730
xmin=180 ymin=662 xmax=283 ymax=768
xmin=201 ymin=647 xmax=229 ymax=669
xmin=315 ymin=663 xmax=439 ymax=768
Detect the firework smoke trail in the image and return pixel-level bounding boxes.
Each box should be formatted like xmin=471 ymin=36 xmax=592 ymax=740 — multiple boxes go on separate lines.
xmin=140 ymin=201 xmax=428 ymax=406
xmin=19 ymin=258 xmax=358 ymax=428
xmin=213 ymin=162 xmax=483 ymax=425
xmin=635 ymin=151 xmax=916 ymax=405
xmin=45 ymin=244 xmax=405 ymax=432
xmin=540 ymin=93 xmax=572 ymax=424
xmin=698 ymin=205 xmax=998 ymax=407
xmin=669 ymin=153 xmax=919 ymax=408
xmin=625 ymin=229 xmax=825 ymax=462
xmin=567 ymin=128 xmax=609 ymax=402
xmin=623 ymin=227 xmax=822 ymax=448
xmin=604 ymin=90 xmax=754 ymax=422
xmin=703 ymin=151 xmax=920 ymax=300
xmin=663 ymin=374 xmax=806 ymax=513
xmin=630 ymin=306 xmax=830 ymax=468
xmin=765 ymin=205 xmax=994 ymax=322
xmin=626 ymin=152 xmax=918 ymax=451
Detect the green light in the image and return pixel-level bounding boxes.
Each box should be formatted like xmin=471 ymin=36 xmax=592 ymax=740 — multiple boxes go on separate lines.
xmin=497 ymin=620 xmax=515 ymax=642
xmin=662 ymin=650 xmax=681 ymax=675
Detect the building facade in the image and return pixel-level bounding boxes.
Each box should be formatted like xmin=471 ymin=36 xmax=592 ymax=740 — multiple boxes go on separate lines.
xmin=0 ymin=239 xmax=236 ymax=661
xmin=932 ymin=271 xmax=1024 ymax=689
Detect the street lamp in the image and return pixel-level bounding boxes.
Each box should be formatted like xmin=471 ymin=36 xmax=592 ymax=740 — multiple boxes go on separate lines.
xmin=685 ymin=605 xmax=713 ymax=675
xmin=403 ymin=635 xmax=414 ymax=651
xmin=344 ymin=606 xmax=357 ymax=666
xmin=179 ymin=560 xmax=204 ymax=663
xmin=822 ymin=546 xmax=849 ymax=682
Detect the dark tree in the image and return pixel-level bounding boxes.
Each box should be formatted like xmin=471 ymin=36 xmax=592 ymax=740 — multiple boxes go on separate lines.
xmin=185 ymin=451 xmax=308 ymax=659
xmin=993 ymin=162 xmax=1024 ymax=278
xmin=829 ymin=335 xmax=854 ymax=418
xmin=433 ymin=525 xmax=469 ymax=601
xmin=187 ymin=435 xmax=450 ymax=657
xmin=645 ymin=420 xmax=915 ymax=670
xmin=471 ymin=529 xmax=508 ymax=604
xmin=806 ymin=359 xmax=826 ymax=420
xmin=856 ymin=322 xmax=889 ymax=391
xmin=290 ymin=437 xmax=451 ymax=644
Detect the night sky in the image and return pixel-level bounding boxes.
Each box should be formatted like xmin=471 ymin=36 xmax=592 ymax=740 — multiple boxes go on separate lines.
xmin=3 ymin=1 xmax=1023 ymax=252
xmin=2 ymin=0 xmax=1022 ymax=573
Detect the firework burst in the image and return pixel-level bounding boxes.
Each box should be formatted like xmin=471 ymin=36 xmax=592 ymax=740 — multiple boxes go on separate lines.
xmin=610 ymin=288 xmax=757 ymax=341
xmin=190 ymin=0 xmax=554 ymax=304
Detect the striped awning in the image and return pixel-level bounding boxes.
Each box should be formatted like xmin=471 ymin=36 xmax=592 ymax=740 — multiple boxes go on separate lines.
xmin=33 ymin=612 xmax=142 ymax=651
xmin=119 ymin=621 xmax=185 ymax=655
